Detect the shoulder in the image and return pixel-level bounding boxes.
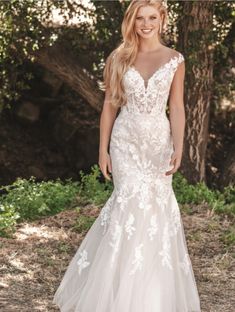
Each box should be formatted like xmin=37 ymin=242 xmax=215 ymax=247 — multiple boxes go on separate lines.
xmin=170 ymin=48 xmax=185 ymax=63
xmin=164 ymin=47 xmax=184 ymax=62
xmin=166 ymin=48 xmax=185 ymax=76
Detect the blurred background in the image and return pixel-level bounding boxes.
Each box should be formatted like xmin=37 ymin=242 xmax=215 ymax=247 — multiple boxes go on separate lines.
xmin=0 ymin=1 xmax=234 ymax=311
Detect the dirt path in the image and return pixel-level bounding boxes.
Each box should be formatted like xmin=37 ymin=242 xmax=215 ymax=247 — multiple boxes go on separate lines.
xmin=0 ymin=204 xmax=234 ymax=312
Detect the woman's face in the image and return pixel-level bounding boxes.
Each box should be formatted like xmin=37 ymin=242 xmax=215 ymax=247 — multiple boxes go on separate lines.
xmin=134 ymin=5 xmax=161 ymax=39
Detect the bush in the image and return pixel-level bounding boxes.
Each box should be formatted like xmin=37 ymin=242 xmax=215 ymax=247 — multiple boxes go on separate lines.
xmin=0 ymin=203 xmax=20 ymax=237
xmin=78 ymin=164 xmax=113 ymax=207
xmin=0 ymin=176 xmax=80 ymax=236
xmin=173 ymin=172 xmax=235 ymax=215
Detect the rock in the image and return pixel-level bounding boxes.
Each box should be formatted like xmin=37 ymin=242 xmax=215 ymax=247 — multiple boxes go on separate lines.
xmin=42 ymin=71 xmax=63 ymax=97
xmin=16 ymin=101 xmax=40 ymax=123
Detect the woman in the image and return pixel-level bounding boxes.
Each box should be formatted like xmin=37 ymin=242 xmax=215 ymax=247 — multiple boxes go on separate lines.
xmin=53 ymin=1 xmax=201 ymax=311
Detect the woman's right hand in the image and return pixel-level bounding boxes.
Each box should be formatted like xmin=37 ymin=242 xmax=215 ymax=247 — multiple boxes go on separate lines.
xmin=98 ymin=150 xmax=112 ymax=181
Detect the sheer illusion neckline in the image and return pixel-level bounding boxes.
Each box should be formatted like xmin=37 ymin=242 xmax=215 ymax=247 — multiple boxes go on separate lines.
xmin=130 ymin=53 xmax=181 ymax=91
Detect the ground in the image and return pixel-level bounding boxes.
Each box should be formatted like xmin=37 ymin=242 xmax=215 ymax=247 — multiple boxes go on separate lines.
xmin=0 ymin=204 xmax=234 ymax=312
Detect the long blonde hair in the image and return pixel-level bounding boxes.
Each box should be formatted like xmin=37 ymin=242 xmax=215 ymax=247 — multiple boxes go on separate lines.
xmin=100 ymin=0 xmax=168 ymax=108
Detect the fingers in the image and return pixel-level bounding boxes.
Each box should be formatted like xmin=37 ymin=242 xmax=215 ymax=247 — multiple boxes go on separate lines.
xmin=165 ymin=156 xmax=181 ymax=176
xmin=165 ymin=168 xmax=177 ymax=176
xmin=105 ymin=162 xmax=112 ymax=181
xmin=100 ymin=164 xmax=111 ymax=180
xmin=105 ymin=157 xmax=112 ymax=181
xmin=107 ymin=157 xmax=112 ymax=174
xmin=98 ymin=163 xmax=112 ymax=181
xmin=104 ymin=168 xmax=112 ymax=181
xmin=99 ymin=166 xmax=110 ymax=180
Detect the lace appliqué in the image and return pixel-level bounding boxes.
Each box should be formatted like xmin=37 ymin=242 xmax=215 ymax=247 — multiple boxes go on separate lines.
xmin=169 ymin=196 xmax=182 ymax=236
xmin=147 ymin=214 xmax=158 ymax=241
xmin=129 ymin=243 xmax=144 ymax=275
xmin=125 ymin=213 xmax=136 ymax=240
xmin=100 ymin=191 xmax=115 ymax=234
xmin=109 ymin=220 xmax=122 ymax=266
xmin=77 ymin=250 xmax=90 ymax=275
xmin=122 ymin=52 xmax=185 ymax=115
xmin=180 ymin=253 xmax=191 ymax=275
xmin=159 ymin=222 xmax=173 ymax=270
xmin=107 ymin=51 xmax=185 ymax=272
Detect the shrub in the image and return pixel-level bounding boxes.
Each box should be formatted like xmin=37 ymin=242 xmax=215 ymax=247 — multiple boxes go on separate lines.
xmin=173 ymin=172 xmax=235 ymax=216
xmin=77 ymin=164 xmax=113 ymax=207
xmin=0 ymin=177 xmax=80 ymax=236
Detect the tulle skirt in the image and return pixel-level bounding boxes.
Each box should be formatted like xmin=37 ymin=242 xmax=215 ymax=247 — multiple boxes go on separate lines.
xmin=53 ymin=188 xmax=201 ymax=312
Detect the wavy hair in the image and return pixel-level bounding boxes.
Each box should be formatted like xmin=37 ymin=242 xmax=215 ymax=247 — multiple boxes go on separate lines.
xmin=100 ymin=0 xmax=168 ymax=108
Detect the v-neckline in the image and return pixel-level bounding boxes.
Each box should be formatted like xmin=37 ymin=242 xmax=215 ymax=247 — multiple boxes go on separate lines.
xmin=130 ymin=54 xmax=180 ymax=91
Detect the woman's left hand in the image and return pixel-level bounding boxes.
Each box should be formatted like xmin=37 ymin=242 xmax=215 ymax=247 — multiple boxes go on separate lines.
xmin=165 ymin=150 xmax=182 ymax=176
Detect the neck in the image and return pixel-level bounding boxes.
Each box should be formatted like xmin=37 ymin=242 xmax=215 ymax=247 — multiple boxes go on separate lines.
xmin=138 ymin=40 xmax=164 ymax=53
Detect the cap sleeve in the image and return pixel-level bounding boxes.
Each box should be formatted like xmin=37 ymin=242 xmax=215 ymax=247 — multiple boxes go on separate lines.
xmin=178 ymin=52 xmax=185 ymax=64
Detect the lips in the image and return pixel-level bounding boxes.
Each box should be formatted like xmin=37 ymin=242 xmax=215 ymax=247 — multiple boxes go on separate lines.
xmin=141 ymin=29 xmax=153 ymax=34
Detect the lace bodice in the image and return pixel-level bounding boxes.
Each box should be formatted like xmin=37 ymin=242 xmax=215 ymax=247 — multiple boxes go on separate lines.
xmin=121 ymin=52 xmax=185 ymax=115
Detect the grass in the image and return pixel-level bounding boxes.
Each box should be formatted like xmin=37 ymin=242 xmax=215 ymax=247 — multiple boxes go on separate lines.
xmin=72 ymin=213 xmax=97 ymax=233
xmin=220 ymin=226 xmax=235 ymax=248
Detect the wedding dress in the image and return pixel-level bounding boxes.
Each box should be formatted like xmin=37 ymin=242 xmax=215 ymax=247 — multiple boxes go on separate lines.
xmin=53 ymin=51 xmax=201 ymax=312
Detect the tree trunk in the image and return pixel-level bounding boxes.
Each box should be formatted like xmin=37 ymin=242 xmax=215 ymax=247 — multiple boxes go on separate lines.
xmin=177 ymin=1 xmax=214 ymax=184
xmin=220 ymin=142 xmax=235 ymax=188
xmin=34 ymin=42 xmax=103 ymax=112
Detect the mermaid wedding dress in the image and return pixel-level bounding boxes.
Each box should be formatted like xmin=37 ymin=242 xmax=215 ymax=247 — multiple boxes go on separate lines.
xmin=53 ymin=52 xmax=201 ymax=312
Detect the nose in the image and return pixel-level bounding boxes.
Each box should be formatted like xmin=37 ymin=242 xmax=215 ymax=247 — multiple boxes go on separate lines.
xmin=143 ymin=18 xmax=151 ymax=27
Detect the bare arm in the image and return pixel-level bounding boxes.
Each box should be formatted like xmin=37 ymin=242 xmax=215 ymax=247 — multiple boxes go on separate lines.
xmin=166 ymin=59 xmax=186 ymax=175
xmin=99 ymin=88 xmax=119 ymax=180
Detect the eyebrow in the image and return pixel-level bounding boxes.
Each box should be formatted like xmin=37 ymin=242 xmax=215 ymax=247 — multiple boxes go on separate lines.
xmin=136 ymin=14 xmax=157 ymax=17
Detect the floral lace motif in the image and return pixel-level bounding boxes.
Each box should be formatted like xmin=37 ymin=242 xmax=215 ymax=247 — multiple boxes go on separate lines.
xmin=159 ymin=222 xmax=173 ymax=270
xmin=77 ymin=250 xmax=90 ymax=275
xmin=129 ymin=243 xmax=144 ymax=275
xmin=122 ymin=52 xmax=185 ymax=115
xmin=100 ymin=190 xmax=115 ymax=234
xmin=125 ymin=213 xmax=136 ymax=240
xmin=180 ymin=253 xmax=191 ymax=275
xmin=147 ymin=214 xmax=158 ymax=241
xmin=98 ymin=51 xmax=189 ymax=275
xmin=109 ymin=220 xmax=122 ymax=266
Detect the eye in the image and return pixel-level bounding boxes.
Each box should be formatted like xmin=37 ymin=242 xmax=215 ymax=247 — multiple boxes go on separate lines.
xmin=150 ymin=16 xmax=157 ymax=20
xmin=136 ymin=16 xmax=143 ymax=20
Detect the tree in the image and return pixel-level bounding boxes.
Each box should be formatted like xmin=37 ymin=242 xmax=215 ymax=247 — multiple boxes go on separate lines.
xmin=177 ymin=1 xmax=214 ymax=184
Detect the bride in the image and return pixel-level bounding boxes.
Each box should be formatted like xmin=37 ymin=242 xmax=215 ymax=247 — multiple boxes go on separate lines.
xmin=53 ymin=1 xmax=201 ymax=311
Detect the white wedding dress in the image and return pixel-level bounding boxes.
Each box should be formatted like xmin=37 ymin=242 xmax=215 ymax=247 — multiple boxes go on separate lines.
xmin=53 ymin=52 xmax=201 ymax=312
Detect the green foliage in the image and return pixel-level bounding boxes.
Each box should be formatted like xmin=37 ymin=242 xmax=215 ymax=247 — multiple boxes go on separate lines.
xmin=173 ymin=172 xmax=235 ymax=216
xmin=0 ymin=0 xmax=80 ymax=111
xmin=220 ymin=226 xmax=235 ymax=248
xmin=0 ymin=203 xmax=20 ymax=237
xmin=73 ymin=213 xmax=96 ymax=234
xmin=78 ymin=164 xmax=113 ymax=207
xmin=0 ymin=0 xmax=45 ymax=111
xmin=0 ymin=176 xmax=79 ymax=236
